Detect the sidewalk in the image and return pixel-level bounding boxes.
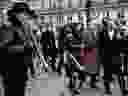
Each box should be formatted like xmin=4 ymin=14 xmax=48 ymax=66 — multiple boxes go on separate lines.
xmin=25 ymin=72 xmax=123 ymax=96
xmin=25 ymin=72 xmax=71 ymax=96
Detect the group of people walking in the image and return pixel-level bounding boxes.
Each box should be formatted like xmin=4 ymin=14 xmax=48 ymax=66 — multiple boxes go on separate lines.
xmin=0 ymin=2 xmax=98 ymax=95
xmin=0 ymin=1 xmax=128 ymax=96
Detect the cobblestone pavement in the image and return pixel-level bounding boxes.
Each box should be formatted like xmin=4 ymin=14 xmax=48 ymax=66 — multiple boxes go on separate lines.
xmin=25 ymin=72 xmax=71 ymax=96
xmin=24 ymin=73 xmax=123 ymax=96
xmin=0 ymin=71 xmax=123 ymax=96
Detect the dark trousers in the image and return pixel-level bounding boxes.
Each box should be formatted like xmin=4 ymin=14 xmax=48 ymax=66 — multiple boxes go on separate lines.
xmin=102 ymin=55 xmax=113 ymax=94
xmin=27 ymin=63 xmax=35 ymax=76
xmin=56 ymin=55 xmax=64 ymax=75
xmin=42 ymin=42 xmax=58 ymax=71
xmin=42 ymin=42 xmax=49 ymax=60
xmin=102 ymin=47 xmax=121 ymax=94
xmin=24 ymin=56 xmax=35 ymax=76
xmin=117 ymin=56 xmax=128 ymax=95
xmin=0 ymin=53 xmax=28 ymax=96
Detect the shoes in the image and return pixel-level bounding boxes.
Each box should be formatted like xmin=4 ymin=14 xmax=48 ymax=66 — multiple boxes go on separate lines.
xmin=104 ymin=94 xmax=112 ymax=96
xmin=90 ymin=82 xmax=98 ymax=88
xmin=104 ymin=90 xmax=112 ymax=95
xmin=104 ymin=90 xmax=112 ymax=96
xmin=73 ymin=89 xmax=80 ymax=95
xmin=122 ymin=89 xmax=128 ymax=96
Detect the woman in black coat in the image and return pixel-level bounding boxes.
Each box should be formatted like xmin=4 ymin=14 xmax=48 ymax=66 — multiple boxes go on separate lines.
xmin=0 ymin=2 xmax=36 ymax=96
xmin=40 ymin=24 xmax=57 ymax=71
xmin=100 ymin=17 xmax=122 ymax=94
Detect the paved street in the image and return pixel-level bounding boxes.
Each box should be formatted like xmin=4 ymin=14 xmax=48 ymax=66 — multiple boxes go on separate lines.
xmin=24 ymin=73 xmax=122 ymax=96
xmin=25 ymin=72 xmax=71 ymax=96
xmin=0 ymin=73 xmax=123 ymax=96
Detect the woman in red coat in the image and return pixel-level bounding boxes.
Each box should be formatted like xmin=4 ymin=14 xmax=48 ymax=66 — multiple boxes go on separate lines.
xmin=81 ymin=48 xmax=97 ymax=65
xmin=80 ymin=42 xmax=98 ymax=88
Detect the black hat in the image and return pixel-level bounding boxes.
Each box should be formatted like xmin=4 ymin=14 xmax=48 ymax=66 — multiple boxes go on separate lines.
xmin=7 ymin=2 xmax=37 ymax=27
xmin=7 ymin=2 xmax=37 ymax=18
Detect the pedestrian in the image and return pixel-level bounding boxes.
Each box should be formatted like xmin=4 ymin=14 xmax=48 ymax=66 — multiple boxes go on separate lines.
xmin=80 ymin=47 xmax=98 ymax=88
xmin=1 ymin=2 xmax=37 ymax=96
xmin=40 ymin=24 xmax=57 ymax=72
xmin=56 ymin=26 xmax=65 ymax=75
xmin=100 ymin=16 xmax=121 ymax=94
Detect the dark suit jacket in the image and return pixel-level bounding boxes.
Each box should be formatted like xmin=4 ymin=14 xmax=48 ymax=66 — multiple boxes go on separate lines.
xmin=0 ymin=25 xmax=28 ymax=82
xmin=41 ymin=30 xmax=57 ymax=57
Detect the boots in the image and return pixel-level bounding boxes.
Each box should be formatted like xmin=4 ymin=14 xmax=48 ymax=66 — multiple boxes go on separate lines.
xmin=90 ymin=74 xmax=98 ymax=88
xmin=104 ymin=81 xmax=112 ymax=95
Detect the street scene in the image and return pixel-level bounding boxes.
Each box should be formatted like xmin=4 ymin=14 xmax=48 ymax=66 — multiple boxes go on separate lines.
xmin=0 ymin=0 xmax=128 ymax=96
